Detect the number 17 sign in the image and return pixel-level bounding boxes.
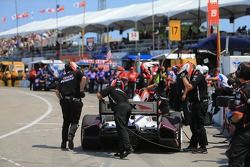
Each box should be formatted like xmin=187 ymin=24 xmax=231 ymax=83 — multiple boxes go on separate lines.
xmin=169 ymin=20 xmax=181 ymax=41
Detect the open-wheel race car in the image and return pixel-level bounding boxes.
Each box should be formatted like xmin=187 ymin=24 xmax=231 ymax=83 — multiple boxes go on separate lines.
xmin=81 ymin=100 xmax=183 ymax=151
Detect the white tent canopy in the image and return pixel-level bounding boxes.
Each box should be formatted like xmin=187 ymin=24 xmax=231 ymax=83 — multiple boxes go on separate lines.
xmin=0 ymin=0 xmax=249 ymax=37
xmin=153 ymin=53 xmax=196 ymax=60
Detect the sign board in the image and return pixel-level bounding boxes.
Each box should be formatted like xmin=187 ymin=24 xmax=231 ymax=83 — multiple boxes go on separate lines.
xmin=129 ymin=31 xmax=139 ymax=41
xmin=222 ymin=56 xmax=250 ymax=75
xmin=207 ymin=0 xmax=220 ymax=25
xmin=169 ymin=20 xmax=181 ymax=41
xmin=86 ymin=37 xmax=95 ymax=51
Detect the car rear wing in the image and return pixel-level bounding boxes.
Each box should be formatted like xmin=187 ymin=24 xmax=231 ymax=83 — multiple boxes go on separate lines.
xmin=99 ymin=100 xmax=158 ymax=116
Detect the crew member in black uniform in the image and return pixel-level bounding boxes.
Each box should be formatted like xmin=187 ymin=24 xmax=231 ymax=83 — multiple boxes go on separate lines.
xmin=181 ymin=63 xmax=208 ymax=153
xmin=226 ymin=62 xmax=250 ymax=167
xmin=97 ymin=79 xmax=133 ymax=159
xmin=55 ymin=62 xmax=86 ymax=150
xmin=174 ymin=69 xmax=191 ymax=125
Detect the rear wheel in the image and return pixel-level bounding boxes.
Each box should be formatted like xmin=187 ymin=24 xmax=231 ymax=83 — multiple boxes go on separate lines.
xmin=166 ymin=112 xmax=182 ymax=151
xmin=171 ymin=112 xmax=182 ymax=151
xmin=81 ymin=115 xmax=101 ymax=150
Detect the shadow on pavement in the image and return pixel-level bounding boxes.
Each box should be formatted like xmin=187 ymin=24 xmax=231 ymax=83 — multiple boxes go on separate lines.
xmin=32 ymin=144 xmax=60 ymax=150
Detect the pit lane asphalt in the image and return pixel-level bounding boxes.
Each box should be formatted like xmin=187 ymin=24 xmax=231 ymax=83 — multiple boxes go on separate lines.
xmin=0 ymin=87 xmax=228 ymax=167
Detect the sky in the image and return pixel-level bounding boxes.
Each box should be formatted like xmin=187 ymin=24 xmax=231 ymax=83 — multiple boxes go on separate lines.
xmin=0 ymin=0 xmax=152 ymax=32
xmin=0 ymin=0 xmax=250 ymax=33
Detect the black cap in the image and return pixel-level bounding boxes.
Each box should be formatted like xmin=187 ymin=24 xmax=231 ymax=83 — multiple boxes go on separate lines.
xmin=236 ymin=62 xmax=250 ymax=80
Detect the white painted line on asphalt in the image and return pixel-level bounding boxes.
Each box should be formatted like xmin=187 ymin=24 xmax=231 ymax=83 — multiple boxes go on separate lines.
xmin=17 ymin=122 xmax=61 ymax=125
xmin=20 ymin=128 xmax=60 ymax=134
xmin=84 ymin=105 xmax=97 ymax=108
xmin=100 ymin=161 xmax=113 ymax=167
xmin=0 ymin=91 xmax=52 ymax=140
xmin=8 ymin=159 xmax=14 ymax=163
xmin=0 ymin=155 xmax=24 ymax=167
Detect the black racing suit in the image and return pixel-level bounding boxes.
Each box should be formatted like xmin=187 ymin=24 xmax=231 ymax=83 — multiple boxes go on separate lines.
xmin=100 ymin=86 xmax=132 ymax=152
xmin=174 ymin=74 xmax=190 ymax=125
xmin=188 ymin=70 xmax=208 ymax=148
xmin=226 ymin=81 xmax=250 ymax=167
xmin=58 ymin=70 xmax=84 ymax=144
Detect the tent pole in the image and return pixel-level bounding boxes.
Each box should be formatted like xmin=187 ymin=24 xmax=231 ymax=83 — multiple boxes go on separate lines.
xmin=135 ymin=20 xmax=138 ymax=52
xmin=216 ymin=24 xmax=221 ymax=71
xmin=107 ymin=25 xmax=109 ymax=49
xmin=14 ymin=0 xmax=19 ymax=60
xmin=81 ymin=2 xmax=86 ymax=60
xmin=79 ymin=34 xmax=81 ymax=58
xmin=197 ymin=0 xmax=201 ymax=33
xmin=41 ymin=36 xmax=43 ymax=58
xmin=55 ymin=0 xmax=61 ymax=60
xmin=14 ymin=0 xmax=18 ymax=37
xmin=152 ymin=0 xmax=155 ymax=52
xmin=233 ymin=22 xmax=235 ymax=33
xmin=55 ymin=0 xmax=58 ymax=31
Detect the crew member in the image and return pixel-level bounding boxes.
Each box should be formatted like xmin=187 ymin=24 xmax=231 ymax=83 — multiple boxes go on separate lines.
xmin=174 ymin=64 xmax=190 ymax=125
xmin=143 ymin=66 xmax=169 ymax=114
xmin=181 ymin=63 xmax=208 ymax=153
xmin=96 ymin=66 xmax=105 ymax=92
xmin=55 ymin=62 xmax=86 ymax=150
xmin=167 ymin=66 xmax=177 ymax=108
xmin=146 ymin=66 xmax=167 ymax=98
xmin=97 ymin=79 xmax=133 ymax=159
xmin=208 ymin=70 xmax=233 ymax=114
xmin=226 ymin=62 xmax=250 ymax=167
xmin=136 ymin=63 xmax=152 ymax=90
xmin=127 ymin=67 xmax=138 ymax=98
xmin=117 ymin=66 xmax=128 ymax=89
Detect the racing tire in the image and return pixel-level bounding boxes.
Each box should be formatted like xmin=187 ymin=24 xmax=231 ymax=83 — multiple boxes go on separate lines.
xmin=81 ymin=114 xmax=101 ymax=150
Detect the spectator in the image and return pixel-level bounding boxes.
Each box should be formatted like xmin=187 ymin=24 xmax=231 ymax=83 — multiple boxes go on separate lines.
xmin=127 ymin=67 xmax=138 ymax=98
xmin=29 ymin=68 xmax=37 ymax=90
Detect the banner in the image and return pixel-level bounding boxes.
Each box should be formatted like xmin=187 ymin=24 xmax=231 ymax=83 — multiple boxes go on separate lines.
xmin=73 ymin=1 xmax=86 ymax=8
xmin=46 ymin=8 xmax=56 ymax=13
xmin=129 ymin=31 xmax=139 ymax=41
xmin=86 ymin=37 xmax=95 ymax=51
xmin=1 ymin=16 xmax=6 ymax=24
xmin=207 ymin=0 xmax=220 ymax=26
xmin=40 ymin=5 xmax=64 ymax=14
xmin=39 ymin=9 xmax=46 ymax=14
xmin=11 ymin=12 xmax=30 ymax=20
xmin=56 ymin=5 xmax=65 ymax=12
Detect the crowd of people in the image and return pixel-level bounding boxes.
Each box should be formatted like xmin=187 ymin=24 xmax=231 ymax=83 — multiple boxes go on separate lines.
xmin=80 ymin=61 xmax=250 ymax=164
xmin=1 ymin=58 xmax=249 ymax=164
xmin=0 ymin=30 xmax=60 ymax=58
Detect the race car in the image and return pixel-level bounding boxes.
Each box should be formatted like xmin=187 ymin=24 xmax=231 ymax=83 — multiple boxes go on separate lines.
xmin=80 ymin=100 xmax=183 ymax=151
